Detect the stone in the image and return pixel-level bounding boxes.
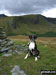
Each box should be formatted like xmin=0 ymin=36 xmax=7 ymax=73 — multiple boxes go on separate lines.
xmin=0 ymin=27 xmax=15 ymax=53
xmin=21 ymin=44 xmax=26 ymax=47
xmin=21 ymin=46 xmax=28 ymax=51
xmin=19 ymin=70 xmax=26 ymax=75
xmin=8 ymin=50 xmax=13 ymax=53
xmin=11 ymin=65 xmax=26 ymax=75
xmin=11 ymin=65 xmax=20 ymax=75
xmin=15 ymin=50 xmax=22 ymax=55
xmin=5 ymin=38 xmax=11 ymax=41
xmin=1 ymin=41 xmax=8 ymax=47
xmin=3 ymin=53 xmax=12 ymax=57
xmin=0 ymin=47 xmax=9 ymax=52
xmin=6 ymin=41 xmax=14 ymax=47
xmin=15 ymin=45 xmax=21 ymax=49
xmin=0 ymin=40 xmax=3 ymax=43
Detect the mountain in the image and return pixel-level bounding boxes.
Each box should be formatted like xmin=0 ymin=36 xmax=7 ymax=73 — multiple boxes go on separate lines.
xmin=46 ymin=18 xmax=56 ymax=24
xmin=0 ymin=14 xmax=56 ymax=37
xmin=0 ymin=14 xmax=7 ymax=17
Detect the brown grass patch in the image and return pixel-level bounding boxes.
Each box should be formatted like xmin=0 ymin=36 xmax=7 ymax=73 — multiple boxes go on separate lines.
xmin=9 ymin=36 xmax=56 ymax=44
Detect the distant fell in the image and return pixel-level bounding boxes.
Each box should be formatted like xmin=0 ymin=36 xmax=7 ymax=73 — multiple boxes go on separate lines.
xmin=0 ymin=14 xmax=56 ymax=37
xmin=0 ymin=14 xmax=7 ymax=17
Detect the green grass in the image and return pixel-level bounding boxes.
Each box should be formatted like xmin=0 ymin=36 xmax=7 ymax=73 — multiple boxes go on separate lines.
xmin=31 ymin=31 xmax=56 ymax=37
xmin=0 ymin=40 xmax=56 ymax=75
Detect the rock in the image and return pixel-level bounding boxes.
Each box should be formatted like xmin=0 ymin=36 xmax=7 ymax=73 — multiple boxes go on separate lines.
xmin=11 ymin=65 xmax=20 ymax=72
xmin=5 ymin=38 xmax=11 ymax=41
xmin=15 ymin=44 xmax=28 ymax=51
xmin=19 ymin=70 xmax=26 ymax=75
xmin=8 ymin=50 xmax=13 ymax=53
xmin=15 ymin=50 xmax=22 ymax=55
xmin=21 ymin=44 xmax=26 ymax=47
xmin=21 ymin=46 xmax=28 ymax=51
xmin=6 ymin=41 xmax=14 ymax=47
xmin=11 ymin=65 xmax=26 ymax=75
xmin=0 ymin=40 xmax=3 ymax=43
xmin=0 ymin=47 xmax=9 ymax=53
xmin=11 ymin=65 xmax=20 ymax=75
xmin=0 ymin=27 xmax=15 ymax=53
xmin=1 ymin=40 xmax=7 ymax=45
xmin=15 ymin=45 xmax=21 ymax=49
xmin=3 ymin=53 xmax=12 ymax=57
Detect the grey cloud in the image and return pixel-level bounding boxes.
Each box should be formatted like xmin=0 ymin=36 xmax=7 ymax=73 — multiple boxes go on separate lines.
xmin=0 ymin=0 xmax=56 ymax=15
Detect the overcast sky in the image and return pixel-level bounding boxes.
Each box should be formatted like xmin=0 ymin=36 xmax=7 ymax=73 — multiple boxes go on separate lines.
xmin=0 ymin=0 xmax=56 ymax=17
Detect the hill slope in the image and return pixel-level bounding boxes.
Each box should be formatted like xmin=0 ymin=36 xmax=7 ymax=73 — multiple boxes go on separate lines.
xmin=0 ymin=14 xmax=56 ymax=36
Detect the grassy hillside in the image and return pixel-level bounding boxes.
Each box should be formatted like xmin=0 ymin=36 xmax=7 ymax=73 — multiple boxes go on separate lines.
xmin=0 ymin=38 xmax=56 ymax=75
xmin=0 ymin=14 xmax=56 ymax=36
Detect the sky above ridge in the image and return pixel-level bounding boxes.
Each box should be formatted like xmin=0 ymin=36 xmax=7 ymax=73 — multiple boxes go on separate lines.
xmin=0 ymin=0 xmax=56 ymax=17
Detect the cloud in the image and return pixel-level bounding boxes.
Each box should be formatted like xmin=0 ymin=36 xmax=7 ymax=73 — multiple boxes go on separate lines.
xmin=0 ymin=0 xmax=56 ymax=17
xmin=42 ymin=8 xmax=56 ymax=18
